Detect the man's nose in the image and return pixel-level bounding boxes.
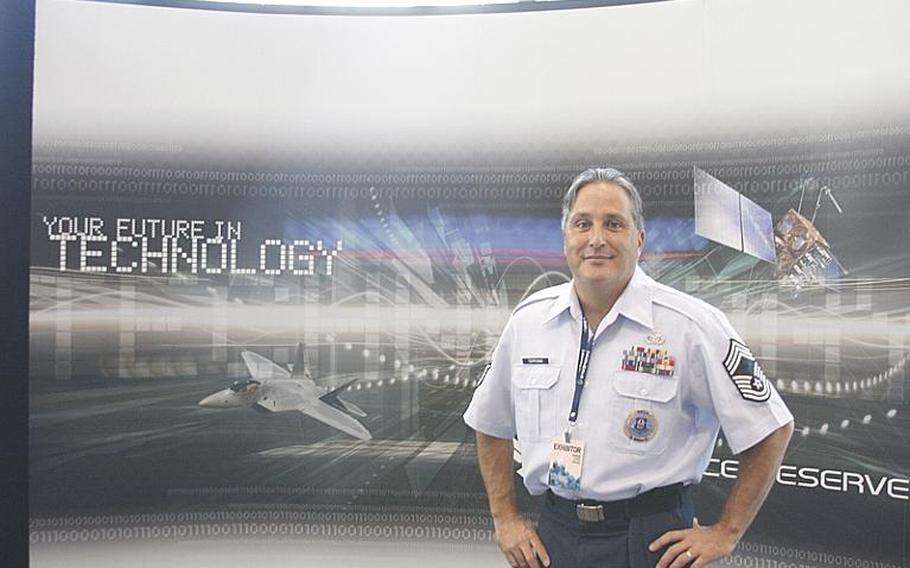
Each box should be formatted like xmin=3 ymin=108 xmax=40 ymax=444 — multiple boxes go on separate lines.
xmin=588 ymin=224 xmax=607 ymax=247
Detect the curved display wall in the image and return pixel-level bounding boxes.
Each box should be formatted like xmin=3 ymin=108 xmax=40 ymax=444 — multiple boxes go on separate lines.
xmin=29 ymin=1 xmax=910 ymax=566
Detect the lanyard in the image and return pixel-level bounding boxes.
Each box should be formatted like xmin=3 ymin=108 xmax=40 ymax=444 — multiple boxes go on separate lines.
xmin=565 ymin=314 xmax=594 ymax=442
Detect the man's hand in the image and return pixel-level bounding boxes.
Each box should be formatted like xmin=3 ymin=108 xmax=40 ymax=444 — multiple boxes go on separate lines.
xmin=493 ymin=514 xmax=550 ymax=568
xmin=649 ymin=517 xmax=737 ymax=568
xmin=475 ymin=433 xmax=551 ymax=567
xmin=649 ymin=422 xmax=794 ymax=568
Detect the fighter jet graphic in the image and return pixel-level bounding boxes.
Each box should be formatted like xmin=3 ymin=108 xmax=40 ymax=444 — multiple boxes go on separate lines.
xmin=198 ymin=344 xmax=372 ymax=440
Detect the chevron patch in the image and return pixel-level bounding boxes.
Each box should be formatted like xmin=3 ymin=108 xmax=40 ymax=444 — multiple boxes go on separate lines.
xmin=723 ymin=339 xmax=771 ymax=402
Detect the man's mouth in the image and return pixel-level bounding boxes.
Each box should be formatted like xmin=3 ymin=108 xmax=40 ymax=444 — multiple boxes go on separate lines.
xmin=584 ymin=255 xmax=614 ymax=260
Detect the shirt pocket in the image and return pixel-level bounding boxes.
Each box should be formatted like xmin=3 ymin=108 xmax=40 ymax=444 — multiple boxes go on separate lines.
xmin=609 ymin=370 xmax=680 ymax=455
xmin=512 ymin=364 xmax=560 ymax=443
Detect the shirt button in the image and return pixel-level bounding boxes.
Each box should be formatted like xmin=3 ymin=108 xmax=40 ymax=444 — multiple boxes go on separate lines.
xmin=639 ymin=388 xmax=648 ymax=395
xmin=530 ymin=379 xmax=537 ymax=385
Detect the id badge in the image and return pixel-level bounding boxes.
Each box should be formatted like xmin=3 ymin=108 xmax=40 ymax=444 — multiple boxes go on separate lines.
xmin=547 ymin=437 xmax=584 ymax=491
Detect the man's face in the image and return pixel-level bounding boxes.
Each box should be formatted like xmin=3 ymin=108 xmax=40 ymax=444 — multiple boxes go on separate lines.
xmin=563 ymin=182 xmax=645 ymax=292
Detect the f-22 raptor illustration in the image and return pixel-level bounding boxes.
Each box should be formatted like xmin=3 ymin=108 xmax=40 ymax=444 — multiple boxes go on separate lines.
xmin=199 ymin=344 xmax=372 ymax=440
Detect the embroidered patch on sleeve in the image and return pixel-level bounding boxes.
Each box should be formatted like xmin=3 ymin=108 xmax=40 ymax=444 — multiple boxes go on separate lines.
xmin=723 ymin=339 xmax=771 ymax=402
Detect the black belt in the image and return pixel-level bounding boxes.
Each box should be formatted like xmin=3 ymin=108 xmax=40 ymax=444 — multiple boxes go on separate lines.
xmin=546 ymin=483 xmax=687 ymax=523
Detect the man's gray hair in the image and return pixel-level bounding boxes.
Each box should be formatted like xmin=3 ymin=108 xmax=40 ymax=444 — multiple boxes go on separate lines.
xmin=561 ymin=167 xmax=644 ymax=232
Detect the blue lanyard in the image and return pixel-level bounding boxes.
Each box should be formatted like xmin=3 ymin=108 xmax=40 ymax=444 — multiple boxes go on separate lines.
xmin=566 ymin=314 xmax=594 ymax=441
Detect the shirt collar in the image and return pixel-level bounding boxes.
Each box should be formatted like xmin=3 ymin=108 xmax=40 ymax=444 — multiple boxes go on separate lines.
xmin=543 ymin=282 xmax=577 ymax=324
xmin=612 ymin=266 xmax=654 ymax=329
xmin=543 ymin=266 xmax=654 ymax=329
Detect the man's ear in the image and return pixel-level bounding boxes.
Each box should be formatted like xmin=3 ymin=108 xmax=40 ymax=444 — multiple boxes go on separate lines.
xmin=637 ymin=229 xmax=646 ymax=258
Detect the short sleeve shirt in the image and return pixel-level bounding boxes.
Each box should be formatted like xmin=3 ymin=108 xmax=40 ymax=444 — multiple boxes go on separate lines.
xmin=463 ymin=267 xmax=793 ymax=501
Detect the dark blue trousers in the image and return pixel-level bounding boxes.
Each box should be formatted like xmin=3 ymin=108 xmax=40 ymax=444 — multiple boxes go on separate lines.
xmin=537 ymin=489 xmax=695 ymax=568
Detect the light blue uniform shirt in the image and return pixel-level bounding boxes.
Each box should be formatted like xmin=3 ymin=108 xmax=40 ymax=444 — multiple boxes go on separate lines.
xmin=464 ymin=267 xmax=793 ymax=501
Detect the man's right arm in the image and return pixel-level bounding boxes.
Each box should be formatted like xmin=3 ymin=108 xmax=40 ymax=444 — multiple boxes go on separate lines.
xmin=476 ymin=432 xmax=550 ymax=568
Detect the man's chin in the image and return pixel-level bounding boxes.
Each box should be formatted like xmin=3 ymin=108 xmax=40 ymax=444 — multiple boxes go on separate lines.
xmin=573 ymin=267 xmax=635 ymax=289
xmin=575 ymin=271 xmax=617 ymax=285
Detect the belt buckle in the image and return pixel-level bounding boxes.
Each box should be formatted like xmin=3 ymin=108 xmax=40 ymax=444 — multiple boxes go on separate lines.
xmin=575 ymin=503 xmax=605 ymax=522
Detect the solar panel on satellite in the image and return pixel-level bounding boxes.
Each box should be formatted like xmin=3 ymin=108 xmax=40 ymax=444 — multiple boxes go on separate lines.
xmin=694 ymin=167 xmax=743 ymax=252
xmin=741 ymin=194 xmax=777 ymax=263
xmin=693 ymin=167 xmax=777 ymax=264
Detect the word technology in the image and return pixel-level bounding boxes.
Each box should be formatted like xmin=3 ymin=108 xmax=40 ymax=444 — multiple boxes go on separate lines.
xmin=42 ymin=216 xmax=342 ymax=276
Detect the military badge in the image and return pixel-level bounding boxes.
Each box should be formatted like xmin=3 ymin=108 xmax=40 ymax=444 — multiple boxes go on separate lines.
xmin=647 ymin=332 xmax=665 ymax=345
xmin=624 ymin=409 xmax=658 ymax=442
xmin=723 ymin=339 xmax=771 ymax=402
xmin=621 ymin=345 xmax=676 ymax=376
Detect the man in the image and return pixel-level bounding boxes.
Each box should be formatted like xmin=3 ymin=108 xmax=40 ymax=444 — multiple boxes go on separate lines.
xmin=464 ymin=168 xmax=793 ymax=568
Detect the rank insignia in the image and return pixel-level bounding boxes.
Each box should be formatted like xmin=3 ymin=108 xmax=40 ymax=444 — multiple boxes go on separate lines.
xmin=624 ymin=409 xmax=658 ymax=442
xmin=621 ymin=346 xmax=676 ymax=376
xmin=723 ymin=339 xmax=771 ymax=402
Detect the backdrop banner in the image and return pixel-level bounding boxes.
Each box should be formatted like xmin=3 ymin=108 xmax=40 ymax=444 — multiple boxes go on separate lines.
xmin=29 ymin=1 xmax=910 ymax=567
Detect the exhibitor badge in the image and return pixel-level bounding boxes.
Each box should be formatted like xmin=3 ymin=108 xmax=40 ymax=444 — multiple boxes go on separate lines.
xmin=548 ymin=438 xmax=585 ymax=491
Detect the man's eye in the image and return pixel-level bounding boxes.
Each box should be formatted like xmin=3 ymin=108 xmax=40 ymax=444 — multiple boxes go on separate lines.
xmin=575 ymin=220 xmax=591 ymax=229
xmin=607 ymin=220 xmax=624 ymax=230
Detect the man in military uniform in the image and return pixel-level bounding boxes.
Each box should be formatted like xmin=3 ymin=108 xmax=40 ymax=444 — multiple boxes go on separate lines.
xmin=464 ymin=168 xmax=793 ymax=568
